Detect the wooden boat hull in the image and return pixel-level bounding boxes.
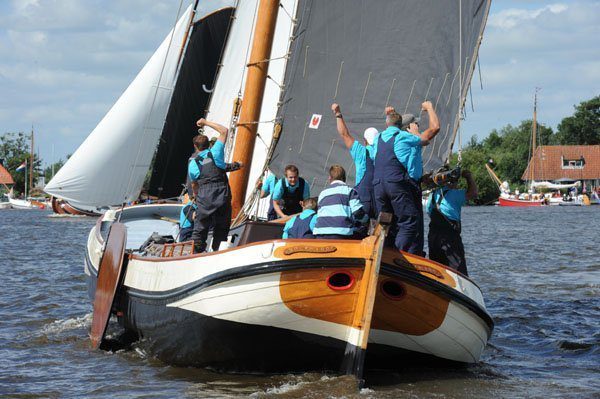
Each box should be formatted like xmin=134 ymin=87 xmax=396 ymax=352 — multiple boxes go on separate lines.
xmin=84 ymin=205 xmax=493 ymax=372
xmin=52 ymin=196 xmax=100 ymax=216
xmin=498 ymin=197 xmax=545 ymax=207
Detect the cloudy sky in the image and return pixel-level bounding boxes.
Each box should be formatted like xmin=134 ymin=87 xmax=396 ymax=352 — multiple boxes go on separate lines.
xmin=0 ymin=0 xmax=598 ymax=167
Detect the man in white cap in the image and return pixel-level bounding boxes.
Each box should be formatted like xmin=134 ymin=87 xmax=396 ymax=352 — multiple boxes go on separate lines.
xmin=331 ymin=103 xmax=377 ymax=222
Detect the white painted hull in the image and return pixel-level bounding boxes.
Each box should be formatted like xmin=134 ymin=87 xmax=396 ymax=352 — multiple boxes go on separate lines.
xmin=8 ymin=198 xmax=35 ymax=209
xmin=85 ymin=204 xmax=493 ymax=369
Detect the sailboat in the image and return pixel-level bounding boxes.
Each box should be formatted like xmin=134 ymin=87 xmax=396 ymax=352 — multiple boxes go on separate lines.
xmin=8 ymin=129 xmax=47 ymax=210
xmin=44 ymin=2 xmax=227 ymax=216
xmin=85 ymin=0 xmax=494 ymax=378
xmin=491 ymin=90 xmax=548 ymax=207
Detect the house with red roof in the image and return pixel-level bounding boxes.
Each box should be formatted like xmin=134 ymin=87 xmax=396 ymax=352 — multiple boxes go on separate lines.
xmin=522 ymin=145 xmax=600 ymax=190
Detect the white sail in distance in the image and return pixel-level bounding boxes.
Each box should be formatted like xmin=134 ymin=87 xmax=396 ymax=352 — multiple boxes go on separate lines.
xmin=45 ymin=5 xmax=193 ymax=208
xmin=204 ymin=0 xmax=298 ymax=217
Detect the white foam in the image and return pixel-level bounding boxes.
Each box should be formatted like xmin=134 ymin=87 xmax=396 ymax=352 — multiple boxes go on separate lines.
xmin=41 ymin=313 xmax=92 ymax=335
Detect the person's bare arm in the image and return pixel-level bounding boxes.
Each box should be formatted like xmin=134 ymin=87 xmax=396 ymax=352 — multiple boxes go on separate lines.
xmin=272 ymin=200 xmax=286 ymax=218
xmin=197 ymin=118 xmax=228 ymax=143
xmin=407 ymin=123 xmax=430 ymax=146
xmin=463 ymin=170 xmax=478 ymax=200
xmin=331 ymin=103 xmax=354 ymax=149
xmin=420 ymin=101 xmax=440 ymax=141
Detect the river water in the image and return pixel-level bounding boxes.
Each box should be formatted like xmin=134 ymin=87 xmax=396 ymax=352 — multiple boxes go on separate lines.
xmin=0 ymin=207 xmax=598 ymax=398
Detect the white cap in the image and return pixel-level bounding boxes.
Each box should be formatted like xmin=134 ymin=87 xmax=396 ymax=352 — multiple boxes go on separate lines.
xmin=363 ymin=127 xmax=378 ymax=145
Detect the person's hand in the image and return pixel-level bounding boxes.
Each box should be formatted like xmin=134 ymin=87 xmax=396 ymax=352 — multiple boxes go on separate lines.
xmin=421 ymin=101 xmax=433 ymax=111
xmin=385 ymin=106 xmax=396 ymax=115
xmin=255 ymin=178 xmax=263 ymax=189
xmin=331 ymin=103 xmax=340 ymax=114
xmin=196 ymin=118 xmax=206 ymax=127
xmin=407 ymin=122 xmax=419 ymax=135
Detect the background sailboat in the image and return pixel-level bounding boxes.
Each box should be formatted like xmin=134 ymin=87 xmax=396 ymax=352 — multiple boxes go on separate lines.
xmin=45 ymin=5 xmax=196 ymax=213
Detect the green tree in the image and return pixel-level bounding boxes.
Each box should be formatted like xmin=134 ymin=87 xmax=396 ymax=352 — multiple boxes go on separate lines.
xmin=554 ymin=96 xmax=600 ymax=145
xmin=44 ymin=158 xmax=67 ymax=182
xmin=0 ymin=132 xmax=42 ymax=196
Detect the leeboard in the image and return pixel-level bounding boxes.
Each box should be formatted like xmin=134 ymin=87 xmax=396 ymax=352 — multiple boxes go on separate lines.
xmin=90 ymin=222 xmax=127 ymax=349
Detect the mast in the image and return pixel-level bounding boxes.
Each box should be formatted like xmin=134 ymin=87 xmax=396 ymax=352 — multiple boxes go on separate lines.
xmin=530 ymin=89 xmax=538 ymax=190
xmin=229 ymin=0 xmax=280 ymax=218
xmin=30 ymin=126 xmax=34 ymax=195
xmin=24 ymin=159 xmax=28 ymax=199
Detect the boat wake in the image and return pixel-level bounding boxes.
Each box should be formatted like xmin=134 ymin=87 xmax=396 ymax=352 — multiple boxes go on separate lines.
xmin=47 ymin=213 xmax=87 ymax=219
xmin=40 ymin=313 xmax=92 ymax=336
xmin=250 ymin=374 xmax=360 ymax=398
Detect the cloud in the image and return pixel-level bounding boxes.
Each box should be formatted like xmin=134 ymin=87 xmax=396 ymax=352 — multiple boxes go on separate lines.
xmin=463 ymin=0 xmax=600 ymax=143
xmin=0 ymin=0 xmax=232 ymax=166
xmin=488 ymin=3 xmax=568 ymax=29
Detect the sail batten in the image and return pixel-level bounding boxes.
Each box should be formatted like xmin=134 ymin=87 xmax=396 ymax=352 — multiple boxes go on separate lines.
xmin=45 ymin=6 xmax=193 ymax=207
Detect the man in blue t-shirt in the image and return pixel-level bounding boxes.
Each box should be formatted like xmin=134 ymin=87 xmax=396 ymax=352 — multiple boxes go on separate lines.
xmin=331 ymin=103 xmax=377 ymax=219
xmin=178 ymin=198 xmax=196 ymax=242
xmin=188 ymin=118 xmax=243 ymax=253
xmin=426 ymin=169 xmax=477 ymax=275
xmin=272 ymin=165 xmax=310 ymax=218
xmin=372 ymin=101 xmax=439 ymax=255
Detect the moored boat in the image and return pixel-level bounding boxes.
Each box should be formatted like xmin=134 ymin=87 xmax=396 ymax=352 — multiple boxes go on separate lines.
xmin=498 ymin=196 xmax=545 ymax=207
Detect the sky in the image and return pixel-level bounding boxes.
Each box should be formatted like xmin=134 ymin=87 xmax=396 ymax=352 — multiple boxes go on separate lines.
xmin=0 ymin=0 xmax=598 ymax=168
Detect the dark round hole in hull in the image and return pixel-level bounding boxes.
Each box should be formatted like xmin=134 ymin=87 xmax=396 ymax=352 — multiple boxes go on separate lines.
xmin=327 ymin=272 xmax=354 ymax=291
xmin=381 ymin=280 xmax=405 ymax=300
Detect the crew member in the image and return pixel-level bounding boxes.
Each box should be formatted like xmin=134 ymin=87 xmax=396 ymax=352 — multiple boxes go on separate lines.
xmin=282 ymin=197 xmax=318 ymax=239
xmin=178 ymin=196 xmax=196 ymax=242
xmin=257 ymin=169 xmax=279 ymax=221
xmin=373 ymin=101 xmax=439 ymax=254
xmin=427 ymin=169 xmax=477 ymax=275
xmin=272 ymin=164 xmax=310 ymax=217
xmin=188 ymin=118 xmax=243 ymax=253
xmin=313 ymin=165 xmax=367 ymax=239
xmin=331 ymin=103 xmax=377 ymax=219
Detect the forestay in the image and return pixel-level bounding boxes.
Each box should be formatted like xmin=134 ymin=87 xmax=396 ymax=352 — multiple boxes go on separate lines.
xmin=45 ymin=6 xmax=193 ymax=207
xmin=269 ymin=0 xmax=490 ymax=196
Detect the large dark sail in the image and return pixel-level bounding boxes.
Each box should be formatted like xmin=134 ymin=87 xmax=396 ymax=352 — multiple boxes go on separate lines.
xmin=269 ymin=0 xmax=490 ymax=194
xmin=149 ymin=8 xmax=234 ymax=199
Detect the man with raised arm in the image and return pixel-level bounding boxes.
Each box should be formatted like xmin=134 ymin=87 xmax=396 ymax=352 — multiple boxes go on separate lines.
xmin=372 ymin=101 xmax=440 ymax=255
xmin=188 ymin=118 xmax=243 ymax=253
xmin=331 ymin=103 xmax=378 ymax=219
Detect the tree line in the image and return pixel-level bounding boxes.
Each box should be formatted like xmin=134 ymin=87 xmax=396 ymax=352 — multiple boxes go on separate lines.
xmin=0 ymin=132 xmax=66 ymax=196
xmin=1 ymin=96 xmax=598 ymax=200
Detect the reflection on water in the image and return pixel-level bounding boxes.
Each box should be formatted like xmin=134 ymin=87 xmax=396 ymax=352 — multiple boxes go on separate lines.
xmin=0 ymin=207 xmax=598 ymax=397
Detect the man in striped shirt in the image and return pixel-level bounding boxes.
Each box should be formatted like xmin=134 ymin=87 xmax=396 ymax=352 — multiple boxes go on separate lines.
xmin=313 ymin=165 xmax=368 ymax=239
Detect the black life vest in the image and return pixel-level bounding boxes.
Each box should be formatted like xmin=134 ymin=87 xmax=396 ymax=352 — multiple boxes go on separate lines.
xmin=281 ymin=178 xmax=306 ymax=215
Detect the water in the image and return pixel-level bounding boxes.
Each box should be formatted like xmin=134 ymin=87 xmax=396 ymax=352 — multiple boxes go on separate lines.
xmin=1 ymin=207 xmax=598 ymax=398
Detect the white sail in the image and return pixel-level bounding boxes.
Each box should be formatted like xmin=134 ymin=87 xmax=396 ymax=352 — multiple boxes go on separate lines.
xmin=204 ymin=0 xmax=298 ymax=216
xmin=531 ymin=181 xmax=581 ymax=190
xmin=45 ymin=6 xmax=193 ymax=207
